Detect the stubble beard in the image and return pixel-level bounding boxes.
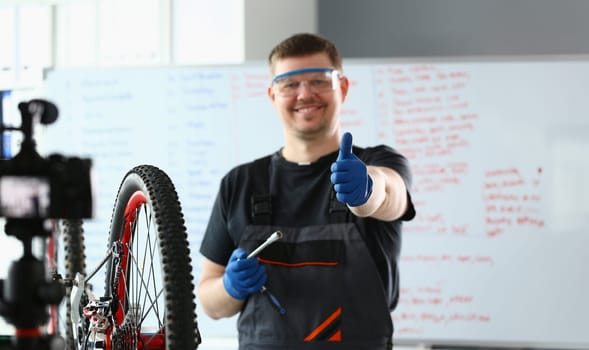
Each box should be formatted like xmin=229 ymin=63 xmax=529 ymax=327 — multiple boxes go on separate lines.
xmin=292 ymin=116 xmax=329 ymax=141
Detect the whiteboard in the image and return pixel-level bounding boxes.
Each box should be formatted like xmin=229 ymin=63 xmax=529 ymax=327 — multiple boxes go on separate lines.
xmin=37 ymin=58 xmax=589 ymax=349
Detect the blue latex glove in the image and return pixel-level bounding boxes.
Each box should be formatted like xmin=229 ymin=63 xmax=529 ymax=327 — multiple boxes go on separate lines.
xmin=330 ymin=132 xmax=373 ymax=207
xmin=222 ymin=248 xmax=267 ymax=300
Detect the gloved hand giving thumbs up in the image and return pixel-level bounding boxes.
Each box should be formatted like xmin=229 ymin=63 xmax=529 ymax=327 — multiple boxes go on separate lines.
xmin=330 ymin=132 xmax=373 ymax=207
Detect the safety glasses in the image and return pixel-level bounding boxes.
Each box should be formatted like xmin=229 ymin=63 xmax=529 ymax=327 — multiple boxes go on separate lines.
xmin=271 ymin=68 xmax=341 ymax=97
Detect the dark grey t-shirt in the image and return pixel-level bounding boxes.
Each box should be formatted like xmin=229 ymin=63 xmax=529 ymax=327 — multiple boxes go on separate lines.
xmin=200 ymin=145 xmax=415 ymax=310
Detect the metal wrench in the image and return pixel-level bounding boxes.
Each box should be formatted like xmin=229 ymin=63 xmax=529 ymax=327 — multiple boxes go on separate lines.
xmin=247 ymin=230 xmax=283 ymax=259
xmin=246 ymin=231 xmax=286 ymax=315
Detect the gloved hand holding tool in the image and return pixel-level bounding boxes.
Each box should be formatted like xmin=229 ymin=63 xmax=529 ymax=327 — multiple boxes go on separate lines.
xmin=222 ymin=231 xmax=285 ymax=315
xmin=330 ymin=132 xmax=373 ymax=207
xmin=223 ymin=248 xmax=267 ymax=300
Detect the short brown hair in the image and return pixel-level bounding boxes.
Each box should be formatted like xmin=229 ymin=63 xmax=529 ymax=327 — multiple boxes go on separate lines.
xmin=268 ymin=33 xmax=343 ymax=75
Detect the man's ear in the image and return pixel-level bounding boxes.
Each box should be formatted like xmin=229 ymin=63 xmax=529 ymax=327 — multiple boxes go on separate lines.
xmin=339 ymin=76 xmax=350 ymax=103
xmin=267 ymin=85 xmax=276 ymax=103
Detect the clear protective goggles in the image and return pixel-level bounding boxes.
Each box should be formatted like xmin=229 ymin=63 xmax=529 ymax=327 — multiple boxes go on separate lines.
xmin=271 ymin=68 xmax=341 ymax=97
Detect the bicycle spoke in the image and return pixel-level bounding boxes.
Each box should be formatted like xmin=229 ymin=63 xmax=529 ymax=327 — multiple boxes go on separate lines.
xmin=125 ymin=239 xmax=165 ymax=329
xmin=116 ymin=203 xmax=167 ymax=342
xmin=103 ymin=165 xmax=200 ymax=349
xmin=140 ymin=288 xmax=164 ymax=326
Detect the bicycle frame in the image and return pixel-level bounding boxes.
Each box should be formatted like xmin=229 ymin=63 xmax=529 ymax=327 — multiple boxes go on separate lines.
xmin=68 ymin=190 xmax=166 ymax=349
xmin=59 ymin=165 xmax=200 ymax=350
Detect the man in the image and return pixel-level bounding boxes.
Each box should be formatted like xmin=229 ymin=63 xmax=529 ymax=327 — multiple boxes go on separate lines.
xmin=198 ymin=32 xmax=415 ymax=349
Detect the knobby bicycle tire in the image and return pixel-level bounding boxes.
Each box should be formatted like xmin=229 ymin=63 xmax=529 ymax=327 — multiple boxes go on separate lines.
xmin=104 ymin=165 xmax=200 ymax=349
xmin=61 ymin=219 xmax=86 ymax=350
xmin=45 ymin=219 xmax=86 ymax=350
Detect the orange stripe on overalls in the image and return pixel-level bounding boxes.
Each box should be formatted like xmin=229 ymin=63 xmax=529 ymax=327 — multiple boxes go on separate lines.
xmin=304 ymin=307 xmax=342 ymax=342
xmin=258 ymin=257 xmax=338 ymax=267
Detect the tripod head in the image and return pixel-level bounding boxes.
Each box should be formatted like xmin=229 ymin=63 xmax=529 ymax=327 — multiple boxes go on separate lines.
xmin=0 ymin=99 xmax=93 ymax=349
xmin=0 ymin=99 xmax=92 ymax=221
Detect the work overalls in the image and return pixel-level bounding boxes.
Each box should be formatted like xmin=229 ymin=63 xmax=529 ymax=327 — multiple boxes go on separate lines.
xmin=237 ymin=155 xmax=393 ymax=350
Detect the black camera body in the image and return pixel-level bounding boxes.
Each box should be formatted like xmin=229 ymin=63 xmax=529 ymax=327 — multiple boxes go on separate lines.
xmin=0 ymin=153 xmax=93 ymax=219
xmin=0 ymin=99 xmax=93 ymax=220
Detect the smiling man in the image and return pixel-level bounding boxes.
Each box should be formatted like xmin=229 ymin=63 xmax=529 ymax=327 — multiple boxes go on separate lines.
xmin=198 ymin=33 xmax=416 ymax=350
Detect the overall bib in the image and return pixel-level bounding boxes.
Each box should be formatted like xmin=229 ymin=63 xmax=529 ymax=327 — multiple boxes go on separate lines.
xmin=237 ymin=156 xmax=393 ymax=350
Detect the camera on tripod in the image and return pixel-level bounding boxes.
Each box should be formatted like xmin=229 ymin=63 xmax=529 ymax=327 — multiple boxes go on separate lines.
xmin=0 ymin=99 xmax=94 ymax=350
xmin=0 ymin=99 xmax=93 ymax=221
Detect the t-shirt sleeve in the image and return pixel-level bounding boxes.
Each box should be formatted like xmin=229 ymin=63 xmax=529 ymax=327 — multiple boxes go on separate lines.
xmin=199 ymin=180 xmax=236 ymax=266
xmin=361 ymin=145 xmax=416 ymax=221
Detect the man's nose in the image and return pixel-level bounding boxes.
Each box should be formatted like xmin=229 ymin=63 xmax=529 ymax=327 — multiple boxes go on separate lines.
xmin=296 ymin=81 xmax=315 ymax=97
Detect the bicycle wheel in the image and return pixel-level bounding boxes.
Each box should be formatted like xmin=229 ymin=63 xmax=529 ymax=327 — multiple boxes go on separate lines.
xmin=104 ymin=165 xmax=200 ymax=349
xmin=45 ymin=219 xmax=86 ymax=350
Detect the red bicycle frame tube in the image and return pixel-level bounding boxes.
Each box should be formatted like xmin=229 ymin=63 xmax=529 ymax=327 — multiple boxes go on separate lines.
xmin=112 ymin=190 xmax=165 ymax=350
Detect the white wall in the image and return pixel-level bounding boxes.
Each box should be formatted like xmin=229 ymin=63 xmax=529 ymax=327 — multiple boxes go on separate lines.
xmin=1 ymin=0 xmax=317 ymax=89
xmin=244 ymin=0 xmax=317 ymax=61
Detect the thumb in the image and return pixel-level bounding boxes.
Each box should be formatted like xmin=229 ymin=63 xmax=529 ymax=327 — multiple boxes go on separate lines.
xmin=337 ymin=132 xmax=354 ymax=160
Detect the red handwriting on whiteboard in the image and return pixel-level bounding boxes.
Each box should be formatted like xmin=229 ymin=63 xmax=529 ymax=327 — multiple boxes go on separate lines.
xmin=393 ymin=312 xmax=491 ymax=330
xmin=483 ymin=167 xmax=545 ymax=237
xmin=401 ymin=254 xmax=495 ymax=267
xmin=341 ymin=78 xmax=364 ymax=128
xmin=243 ymin=73 xmax=270 ymax=98
xmin=411 ymin=161 xmax=469 ymax=194
xmin=394 ymin=281 xmax=491 ymax=334
xmin=375 ymin=64 xmax=480 ymax=239
xmin=374 ymin=64 xmax=478 ymax=160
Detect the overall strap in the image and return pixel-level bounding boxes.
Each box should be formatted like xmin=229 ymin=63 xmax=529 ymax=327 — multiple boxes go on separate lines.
xmin=249 ymin=150 xmax=366 ymax=225
xmin=329 ymin=190 xmax=349 ymax=223
xmin=249 ymin=155 xmax=272 ymax=225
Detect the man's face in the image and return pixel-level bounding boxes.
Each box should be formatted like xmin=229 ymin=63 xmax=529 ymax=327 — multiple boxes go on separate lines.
xmin=267 ymin=53 xmax=349 ymax=140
